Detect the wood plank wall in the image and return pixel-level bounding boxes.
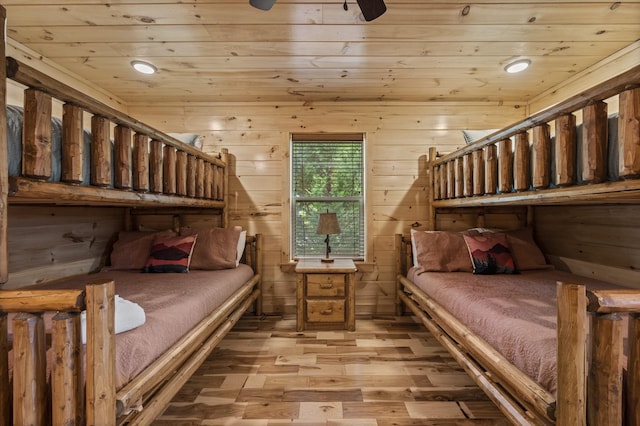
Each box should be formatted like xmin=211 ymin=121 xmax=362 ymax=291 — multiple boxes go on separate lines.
xmin=5 ymin=205 xmax=123 ymax=289
xmin=535 ymin=205 xmax=640 ymax=289
xmin=5 ymin=47 xmax=637 ymax=311
xmin=128 ymin=102 xmax=524 ymax=315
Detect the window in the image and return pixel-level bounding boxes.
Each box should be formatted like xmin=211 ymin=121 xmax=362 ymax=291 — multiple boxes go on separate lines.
xmin=291 ymin=134 xmax=365 ymax=260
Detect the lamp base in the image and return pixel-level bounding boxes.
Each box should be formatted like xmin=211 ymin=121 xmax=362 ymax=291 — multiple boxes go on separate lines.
xmin=321 ymin=258 xmax=335 ymax=263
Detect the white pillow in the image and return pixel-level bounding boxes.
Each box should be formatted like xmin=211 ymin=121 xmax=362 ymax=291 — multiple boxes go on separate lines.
xmin=410 ymin=229 xmax=419 ymax=267
xmin=168 ymin=133 xmax=204 ymax=150
xmin=236 ymin=230 xmax=247 ymax=266
xmin=80 ymin=295 xmax=146 ymax=344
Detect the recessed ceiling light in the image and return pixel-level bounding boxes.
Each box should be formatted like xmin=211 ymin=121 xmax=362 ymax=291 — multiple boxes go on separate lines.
xmin=131 ymin=60 xmax=157 ymax=75
xmin=504 ymin=59 xmax=531 ymax=74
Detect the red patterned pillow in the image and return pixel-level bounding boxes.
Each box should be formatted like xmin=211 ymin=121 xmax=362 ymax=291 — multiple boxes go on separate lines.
xmin=143 ymin=234 xmax=197 ymax=273
xmin=463 ymin=233 xmax=517 ymax=275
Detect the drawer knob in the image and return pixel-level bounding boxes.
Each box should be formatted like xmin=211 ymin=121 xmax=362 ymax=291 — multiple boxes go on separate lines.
xmin=320 ymin=308 xmax=333 ymax=315
xmin=320 ymin=283 xmax=334 ymax=289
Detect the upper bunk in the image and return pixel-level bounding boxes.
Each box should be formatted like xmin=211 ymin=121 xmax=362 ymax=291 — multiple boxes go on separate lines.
xmin=430 ymin=64 xmax=640 ymax=208
xmin=1 ymin=56 xmax=228 ymax=210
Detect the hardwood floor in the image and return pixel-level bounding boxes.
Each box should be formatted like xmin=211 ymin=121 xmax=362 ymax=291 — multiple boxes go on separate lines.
xmin=152 ymin=315 xmax=510 ymax=425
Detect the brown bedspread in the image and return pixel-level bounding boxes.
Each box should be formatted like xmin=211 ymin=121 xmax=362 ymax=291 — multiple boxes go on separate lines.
xmin=407 ymin=268 xmax=623 ymax=394
xmin=27 ymin=265 xmax=254 ymax=390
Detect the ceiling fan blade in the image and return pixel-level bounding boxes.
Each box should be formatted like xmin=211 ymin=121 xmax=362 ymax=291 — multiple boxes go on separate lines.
xmin=356 ymin=0 xmax=387 ymax=21
xmin=250 ymin=0 xmax=277 ymax=11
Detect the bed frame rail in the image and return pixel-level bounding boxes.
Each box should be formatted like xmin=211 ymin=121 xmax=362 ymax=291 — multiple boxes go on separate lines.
xmin=431 ymin=65 xmax=640 ymax=207
xmin=0 ymin=234 xmax=263 ymax=426
xmin=396 ymin=233 xmax=640 ymax=425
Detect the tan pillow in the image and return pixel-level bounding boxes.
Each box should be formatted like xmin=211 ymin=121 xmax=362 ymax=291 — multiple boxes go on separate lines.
xmin=180 ymin=226 xmax=241 ymax=270
xmin=504 ymin=228 xmax=551 ymax=271
xmin=412 ymin=230 xmax=473 ymax=272
xmin=110 ymin=230 xmax=176 ymax=270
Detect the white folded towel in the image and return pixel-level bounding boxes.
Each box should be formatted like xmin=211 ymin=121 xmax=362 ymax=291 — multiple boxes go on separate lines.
xmin=80 ymin=295 xmax=146 ymax=344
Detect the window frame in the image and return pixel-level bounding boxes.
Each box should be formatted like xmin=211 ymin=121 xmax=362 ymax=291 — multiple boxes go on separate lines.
xmin=289 ymin=134 xmax=366 ymax=261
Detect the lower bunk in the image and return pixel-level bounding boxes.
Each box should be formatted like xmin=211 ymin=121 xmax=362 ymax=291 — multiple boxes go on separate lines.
xmin=395 ymin=233 xmax=640 ymax=425
xmin=0 ymin=233 xmax=262 ymax=426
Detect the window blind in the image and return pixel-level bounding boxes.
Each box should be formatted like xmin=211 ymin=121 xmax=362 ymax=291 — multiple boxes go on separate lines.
xmin=291 ymin=136 xmax=365 ymax=259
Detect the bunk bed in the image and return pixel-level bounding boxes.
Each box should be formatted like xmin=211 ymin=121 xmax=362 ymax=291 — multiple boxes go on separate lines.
xmin=0 ymin=6 xmax=262 ymax=425
xmin=397 ymin=64 xmax=640 ymax=425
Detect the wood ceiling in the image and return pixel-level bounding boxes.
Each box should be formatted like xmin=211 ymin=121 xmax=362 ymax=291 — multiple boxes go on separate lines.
xmin=2 ymin=1 xmax=639 ymax=104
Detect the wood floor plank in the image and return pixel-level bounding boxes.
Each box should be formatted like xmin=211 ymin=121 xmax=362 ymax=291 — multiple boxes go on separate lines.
xmin=152 ymin=315 xmax=510 ymax=425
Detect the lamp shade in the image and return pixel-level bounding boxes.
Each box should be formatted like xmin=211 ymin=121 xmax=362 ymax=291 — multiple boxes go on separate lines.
xmin=316 ymin=212 xmax=341 ymax=235
xmin=250 ymin=0 xmax=277 ymax=11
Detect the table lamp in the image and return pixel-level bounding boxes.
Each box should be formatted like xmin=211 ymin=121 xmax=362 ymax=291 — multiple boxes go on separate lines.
xmin=316 ymin=211 xmax=341 ymax=263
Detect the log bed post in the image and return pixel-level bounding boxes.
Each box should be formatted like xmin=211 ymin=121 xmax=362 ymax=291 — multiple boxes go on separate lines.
xmin=221 ymin=148 xmax=229 ymax=227
xmin=0 ymin=4 xmax=7 ymax=284
xmin=588 ymin=313 xmax=623 ymax=425
xmin=395 ymin=234 xmax=403 ymax=316
xmin=0 ymin=313 xmax=9 ymax=425
xmin=51 ymin=312 xmax=84 ymax=425
xmin=85 ymin=280 xmax=116 ymax=426
xmin=556 ymin=282 xmax=587 ymax=425
xmin=254 ymin=234 xmax=264 ymax=316
xmin=628 ymin=313 xmax=640 ymax=425
xmin=12 ymin=312 xmax=47 ymax=425
xmin=428 ymin=147 xmax=437 ymax=230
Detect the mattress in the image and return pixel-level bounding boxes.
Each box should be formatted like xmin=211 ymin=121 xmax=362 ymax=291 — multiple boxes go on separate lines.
xmin=10 ymin=265 xmax=254 ymax=390
xmin=407 ymin=268 xmax=624 ymax=394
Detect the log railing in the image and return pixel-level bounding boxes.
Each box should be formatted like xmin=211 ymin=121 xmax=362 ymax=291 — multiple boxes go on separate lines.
xmin=557 ymin=284 xmax=640 ymax=426
xmin=431 ymin=65 xmax=640 ymax=207
xmin=0 ymin=280 xmax=115 ymax=426
xmin=6 ymin=57 xmax=227 ymax=209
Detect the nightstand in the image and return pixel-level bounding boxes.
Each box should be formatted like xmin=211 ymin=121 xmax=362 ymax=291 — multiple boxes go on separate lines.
xmin=295 ymin=258 xmax=357 ymax=331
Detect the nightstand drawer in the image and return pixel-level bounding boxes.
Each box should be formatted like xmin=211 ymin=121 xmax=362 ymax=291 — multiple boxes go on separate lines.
xmin=306 ymin=299 xmax=345 ymax=323
xmin=306 ymin=274 xmax=345 ymax=297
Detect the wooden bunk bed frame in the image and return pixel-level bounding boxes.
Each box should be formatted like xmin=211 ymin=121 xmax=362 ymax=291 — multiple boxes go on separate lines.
xmin=397 ymin=64 xmax=640 ymax=425
xmin=0 ymin=6 xmax=263 ymax=425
